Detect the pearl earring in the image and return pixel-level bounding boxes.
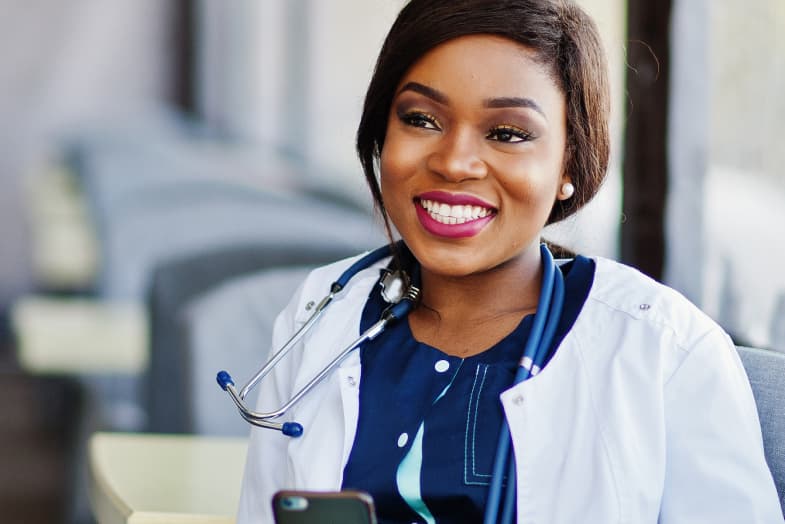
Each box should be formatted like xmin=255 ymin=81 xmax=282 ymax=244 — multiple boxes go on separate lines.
xmin=560 ymin=182 xmax=575 ymax=199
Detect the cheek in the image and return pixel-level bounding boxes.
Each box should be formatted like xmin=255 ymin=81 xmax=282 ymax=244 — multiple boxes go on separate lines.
xmin=378 ymin=149 xmax=396 ymax=198
xmin=379 ymin=144 xmax=409 ymax=217
xmin=498 ymin=157 xmax=560 ymax=205
xmin=379 ymin=133 xmax=417 ymax=195
xmin=499 ymin=179 xmax=544 ymax=214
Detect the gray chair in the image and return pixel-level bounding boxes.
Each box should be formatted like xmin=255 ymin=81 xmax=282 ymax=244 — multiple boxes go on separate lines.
xmin=98 ymin=184 xmax=382 ymax=300
xmin=182 ymin=265 xmax=314 ymax=436
xmin=71 ymin=127 xmax=381 ymax=301
xmin=737 ymin=345 xmax=785 ymax=514
xmin=145 ymin=244 xmax=358 ymax=434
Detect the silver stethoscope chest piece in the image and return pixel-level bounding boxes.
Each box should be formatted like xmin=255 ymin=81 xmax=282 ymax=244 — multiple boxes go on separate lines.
xmin=379 ymin=269 xmax=410 ymax=304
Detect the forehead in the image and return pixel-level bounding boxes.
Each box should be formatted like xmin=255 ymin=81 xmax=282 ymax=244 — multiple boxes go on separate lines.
xmin=397 ymin=34 xmax=563 ymax=102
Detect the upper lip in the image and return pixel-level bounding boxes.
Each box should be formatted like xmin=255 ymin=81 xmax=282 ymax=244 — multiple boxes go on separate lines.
xmin=415 ymin=190 xmax=496 ymax=210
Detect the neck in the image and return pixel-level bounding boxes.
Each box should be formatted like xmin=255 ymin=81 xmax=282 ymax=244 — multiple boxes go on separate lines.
xmin=415 ymin=246 xmax=543 ymax=325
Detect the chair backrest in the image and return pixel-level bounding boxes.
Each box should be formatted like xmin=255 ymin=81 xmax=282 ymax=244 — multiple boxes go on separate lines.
xmin=145 ymin=243 xmax=361 ymax=434
xmin=183 ymin=265 xmax=314 ymax=436
xmin=737 ymin=345 xmax=785 ymax=514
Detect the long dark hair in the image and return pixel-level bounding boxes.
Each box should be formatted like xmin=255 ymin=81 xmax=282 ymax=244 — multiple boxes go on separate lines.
xmin=357 ymin=0 xmax=610 ymax=231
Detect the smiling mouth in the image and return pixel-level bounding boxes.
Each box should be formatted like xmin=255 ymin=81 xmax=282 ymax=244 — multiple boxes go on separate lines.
xmin=417 ymin=198 xmax=497 ymax=225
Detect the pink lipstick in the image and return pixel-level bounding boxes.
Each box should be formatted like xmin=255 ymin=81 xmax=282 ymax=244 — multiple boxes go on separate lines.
xmin=415 ymin=191 xmax=496 ymax=239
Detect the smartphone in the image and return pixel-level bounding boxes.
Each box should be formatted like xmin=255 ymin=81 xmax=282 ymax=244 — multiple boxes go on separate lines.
xmin=272 ymin=490 xmax=377 ymax=524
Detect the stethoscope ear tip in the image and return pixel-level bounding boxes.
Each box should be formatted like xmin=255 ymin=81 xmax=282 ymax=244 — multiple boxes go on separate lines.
xmin=282 ymin=422 xmax=304 ymax=438
xmin=216 ymin=370 xmax=235 ymax=391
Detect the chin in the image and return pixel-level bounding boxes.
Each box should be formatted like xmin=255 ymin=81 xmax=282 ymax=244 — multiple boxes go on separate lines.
xmin=412 ymin=244 xmax=492 ymax=276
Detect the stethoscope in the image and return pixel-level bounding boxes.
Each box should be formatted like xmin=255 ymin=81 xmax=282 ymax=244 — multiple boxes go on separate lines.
xmin=216 ymin=242 xmax=417 ymax=437
xmin=216 ymin=241 xmax=564 ymax=524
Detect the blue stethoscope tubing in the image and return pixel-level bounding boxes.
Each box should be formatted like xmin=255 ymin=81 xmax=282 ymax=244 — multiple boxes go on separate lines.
xmin=216 ymin=241 xmax=564 ymax=524
xmin=483 ymin=244 xmax=565 ymax=524
xmin=216 ymin=242 xmax=412 ymax=436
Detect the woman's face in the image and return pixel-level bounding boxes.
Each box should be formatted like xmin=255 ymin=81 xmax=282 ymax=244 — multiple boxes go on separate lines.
xmin=380 ymin=34 xmax=569 ymax=278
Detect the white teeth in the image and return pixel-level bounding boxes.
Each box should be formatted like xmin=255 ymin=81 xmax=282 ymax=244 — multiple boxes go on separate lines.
xmin=419 ymin=199 xmax=494 ymax=224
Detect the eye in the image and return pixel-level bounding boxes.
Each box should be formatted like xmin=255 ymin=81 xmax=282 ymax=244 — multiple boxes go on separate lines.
xmin=486 ymin=125 xmax=534 ymax=143
xmin=399 ymin=110 xmax=441 ymax=131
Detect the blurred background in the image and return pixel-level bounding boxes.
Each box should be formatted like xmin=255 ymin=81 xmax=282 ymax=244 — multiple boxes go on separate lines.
xmin=0 ymin=0 xmax=783 ymax=522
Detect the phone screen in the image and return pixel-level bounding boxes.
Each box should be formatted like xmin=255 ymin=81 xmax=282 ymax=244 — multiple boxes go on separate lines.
xmin=272 ymin=490 xmax=377 ymax=524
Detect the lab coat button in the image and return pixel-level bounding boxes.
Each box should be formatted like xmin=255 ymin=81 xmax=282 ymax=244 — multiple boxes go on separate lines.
xmin=305 ymin=301 xmax=315 ymax=311
xmin=434 ymin=359 xmax=449 ymax=373
xmin=398 ymin=433 xmax=409 ymax=447
xmin=512 ymin=394 xmax=524 ymax=406
xmin=639 ymin=303 xmax=651 ymax=311
xmin=347 ymin=376 xmax=357 ymax=387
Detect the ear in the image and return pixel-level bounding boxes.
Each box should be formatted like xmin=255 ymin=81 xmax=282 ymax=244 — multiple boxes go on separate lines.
xmin=557 ymin=177 xmax=575 ymax=201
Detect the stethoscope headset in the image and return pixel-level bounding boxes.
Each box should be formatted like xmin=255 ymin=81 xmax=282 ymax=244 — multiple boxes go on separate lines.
xmin=217 ymin=240 xmax=565 ymax=524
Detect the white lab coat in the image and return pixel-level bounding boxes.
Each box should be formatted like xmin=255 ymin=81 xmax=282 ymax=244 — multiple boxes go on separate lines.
xmin=237 ymin=253 xmax=783 ymax=523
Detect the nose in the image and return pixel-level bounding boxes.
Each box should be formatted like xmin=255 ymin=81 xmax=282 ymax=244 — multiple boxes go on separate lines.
xmin=426 ymin=128 xmax=488 ymax=182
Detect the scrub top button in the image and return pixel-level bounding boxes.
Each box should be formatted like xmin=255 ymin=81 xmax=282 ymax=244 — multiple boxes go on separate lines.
xmin=434 ymin=359 xmax=450 ymax=373
xmin=397 ymin=433 xmax=409 ymax=447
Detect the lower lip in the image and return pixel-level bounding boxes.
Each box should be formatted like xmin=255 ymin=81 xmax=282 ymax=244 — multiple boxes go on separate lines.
xmin=415 ymin=204 xmax=495 ymax=238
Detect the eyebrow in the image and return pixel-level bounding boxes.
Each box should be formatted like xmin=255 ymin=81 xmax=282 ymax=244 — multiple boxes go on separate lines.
xmin=484 ymin=97 xmax=546 ymax=118
xmin=397 ymin=81 xmax=546 ymax=118
xmin=398 ymin=82 xmax=448 ymax=104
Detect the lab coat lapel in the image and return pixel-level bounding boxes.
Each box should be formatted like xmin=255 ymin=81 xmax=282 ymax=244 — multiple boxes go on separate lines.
xmin=286 ymin=277 xmax=372 ymax=490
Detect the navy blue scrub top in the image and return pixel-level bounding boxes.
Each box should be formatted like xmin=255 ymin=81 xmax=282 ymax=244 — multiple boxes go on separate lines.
xmin=342 ymin=253 xmax=595 ymax=523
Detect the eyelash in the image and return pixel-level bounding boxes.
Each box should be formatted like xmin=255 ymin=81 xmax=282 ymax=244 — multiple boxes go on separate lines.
xmin=398 ymin=110 xmax=535 ymax=144
xmin=486 ymin=125 xmax=534 ymax=143
xmin=399 ymin=110 xmax=440 ymax=130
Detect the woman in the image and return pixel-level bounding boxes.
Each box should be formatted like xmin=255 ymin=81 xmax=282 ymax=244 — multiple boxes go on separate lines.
xmin=237 ymin=1 xmax=783 ymax=522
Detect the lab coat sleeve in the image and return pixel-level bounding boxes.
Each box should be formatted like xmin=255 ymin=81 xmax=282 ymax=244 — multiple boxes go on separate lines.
xmin=236 ymin=284 xmax=305 ymax=524
xmin=659 ymin=328 xmax=783 ymax=523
